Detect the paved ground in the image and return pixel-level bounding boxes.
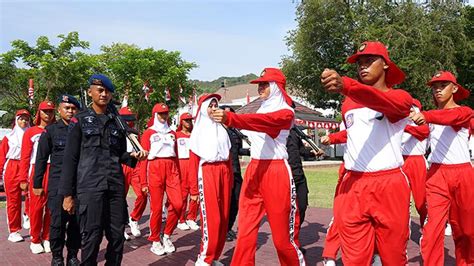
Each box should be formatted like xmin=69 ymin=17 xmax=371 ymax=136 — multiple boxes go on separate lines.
xmin=0 ymin=198 xmax=456 ymax=265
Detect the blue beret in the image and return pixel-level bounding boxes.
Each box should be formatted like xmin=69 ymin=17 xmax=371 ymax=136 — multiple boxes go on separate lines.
xmin=58 ymin=94 xmax=81 ymax=109
xmin=88 ymin=74 xmax=115 ymax=93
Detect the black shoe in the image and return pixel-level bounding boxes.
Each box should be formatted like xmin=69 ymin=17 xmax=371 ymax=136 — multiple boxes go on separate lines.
xmin=66 ymin=257 xmax=80 ymax=266
xmin=51 ymin=257 xmax=64 ymax=266
xmin=299 ymin=247 xmax=307 ymax=255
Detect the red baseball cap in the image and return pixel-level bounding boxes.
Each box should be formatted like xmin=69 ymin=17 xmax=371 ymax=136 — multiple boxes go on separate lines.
xmin=250 ymin=68 xmax=286 ymax=89
xmin=119 ymin=107 xmax=135 ymax=115
xmin=412 ymin=99 xmax=422 ymax=110
xmin=38 ymin=101 xmax=56 ymax=110
xmin=180 ymin=112 xmax=193 ymax=121
xmin=198 ymin=93 xmax=221 ymax=107
xmin=152 ymin=103 xmax=169 ymax=114
xmin=347 ymin=41 xmax=405 ymax=87
xmin=16 ymin=109 xmax=31 ymax=117
xmin=427 ymin=71 xmax=470 ymax=102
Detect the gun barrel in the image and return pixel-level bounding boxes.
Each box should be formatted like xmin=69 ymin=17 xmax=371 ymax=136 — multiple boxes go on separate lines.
xmin=294 ymin=127 xmax=323 ymax=153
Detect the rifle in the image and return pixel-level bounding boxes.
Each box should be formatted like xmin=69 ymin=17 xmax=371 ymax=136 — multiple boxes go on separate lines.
xmin=230 ymin=127 xmax=251 ymax=146
xmin=107 ymin=103 xmax=145 ymax=153
xmin=293 ymin=126 xmax=324 ymax=155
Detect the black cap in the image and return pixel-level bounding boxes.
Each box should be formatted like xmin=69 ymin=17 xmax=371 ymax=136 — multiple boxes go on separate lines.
xmin=88 ymin=74 xmax=115 ymax=92
xmin=58 ymin=94 xmax=81 ymax=109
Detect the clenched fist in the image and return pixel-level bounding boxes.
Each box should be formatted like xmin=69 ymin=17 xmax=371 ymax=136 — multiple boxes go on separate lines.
xmin=321 ymin=69 xmax=343 ymax=94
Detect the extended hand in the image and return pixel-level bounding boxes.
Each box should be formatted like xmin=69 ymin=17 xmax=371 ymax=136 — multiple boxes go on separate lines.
xmin=321 ymin=68 xmax=343 ymax=93
xmin=20 ymin=182 xmax=28 ymax=191
xmin=211 ymin=109 xmax=227 ymax=124
xmin=320 ymin=136 xmax=331 ymax=145
xmin=142 ymin=186 xmax=149 ymax=194
xmin=63 ymin=196 xmax=75 ymax=215
xmin=411 ymin=113 xmax=426 ymax=125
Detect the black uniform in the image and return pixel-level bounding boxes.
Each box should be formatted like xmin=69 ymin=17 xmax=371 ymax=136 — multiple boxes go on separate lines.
xmin=59 ymin=108 xmax=136 ymax=266
xmin=34 ymin=119 xmax=81 ymax=263
xmin=286 ymin=127 xmax=311 ymax=225
xmin=225 ymin=127 xmax=250 ymax=234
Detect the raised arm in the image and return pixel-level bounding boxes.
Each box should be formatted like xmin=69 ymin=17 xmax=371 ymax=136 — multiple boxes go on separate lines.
xmin=224 ymin=109 xmax=294 ymax=138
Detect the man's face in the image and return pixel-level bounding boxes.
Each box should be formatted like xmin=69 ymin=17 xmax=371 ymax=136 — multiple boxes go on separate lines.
xmin=357 ymin=55 xmax=388 ymax=86
xmin=40 ymin=109 xmax=55 ymax=124
xmin=430 ymin=81 xmax=457 ymax=105
xmin=156 ymin=112 xmax=169 ymax=123
xmin=88 ymin=85 xmax=112 ymax=107
xmin=58 ymin=102 xmax=78 ymax=121
xmin=258 ymin=82 xmax=271 ymax=100
xmin=17 ymin=115 xmax=29 ymax=128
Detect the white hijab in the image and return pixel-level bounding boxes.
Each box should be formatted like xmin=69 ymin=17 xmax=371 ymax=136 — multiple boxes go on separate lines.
xmin=150 ymin=112 xmax=171 ymax=134
xmin=5 ymin=115 xmax=30 ymax=159
xmin=189 ymin=97 xmax=231 ymax=162
xmin=257 ymin=82 xmax=293 ymax=114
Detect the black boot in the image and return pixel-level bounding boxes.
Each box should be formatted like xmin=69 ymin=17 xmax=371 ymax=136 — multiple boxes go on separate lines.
xmin=51 ymin=256 xmax=64 ymax=266
xmin=66 ymin=249 xmax=80 ymax=266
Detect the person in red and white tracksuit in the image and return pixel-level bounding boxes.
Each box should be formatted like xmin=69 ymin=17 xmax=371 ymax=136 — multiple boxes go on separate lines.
xmin=321 ymin=41 xmax=413 ymax=265
xmin=412 ymin=71 xmax=474 ymax=266
xmin=188 ymin=94 xmax=233 ymax=266
xmin=212 ymin=68 xmax=305 ymax=266
xmin=118 ymin=107 xmax=148 ymax=239
xmin=402 ymin=99 xmax=429 ymax=227
xmin=320 ymin=125 xmax=347 ymax=265
xmin=175 ymin=112 xmax=200 ymax=231
xmin=139 ymin=103 xmax=183 ymax=256
xmin=0 ymin=109 xmax=31 ymax=242
xmin=19 ymin=101 xmax=56 ymax=254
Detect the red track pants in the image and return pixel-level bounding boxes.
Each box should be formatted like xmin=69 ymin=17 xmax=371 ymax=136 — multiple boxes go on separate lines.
xmin=230 ymin=159 xmax=305 ymax=266
xmin=3 ymin=159 xmax=23 ymax=232
xmin=322 ymin=163 xmax=345 ymax=259
xmin=123 ymin=165 xmax=147 ymax=221
xmin=28 ymin=164 xmax=50 ymax=244
xmin=147 ymin=158 xmax=182 ymax=241
xmin=178 ymin=159 xmax=199 ymax=222
xmin=402 ymin=155 xmax=428 ymax=227
xmin=196 ymin=161 xmax=232 ymax=264
xmin=334 ymin=168 xmax=410 ymax=266
xmin=421 ymin=163 xmax=474 ymax=266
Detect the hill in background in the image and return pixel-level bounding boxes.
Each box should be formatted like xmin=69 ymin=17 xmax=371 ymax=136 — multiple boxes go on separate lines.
xmin=192 ymin=73 xmax=258 ymax=93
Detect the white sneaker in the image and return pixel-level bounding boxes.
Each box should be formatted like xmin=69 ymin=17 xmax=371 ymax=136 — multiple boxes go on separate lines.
xmin=186 ymin=220 xmax=200 ymax=230
xmin=129 ymin=217 xmax=141 ymax=237
xmin=43 ymin=240 xmax=51 ymax=253
xmin=177 ymin=222 xmax=191 ymax=231
xmin=195 ymin=257 xmax=209 ymax=266
xmin=324 ymin=259 xmax=336 ymax=266
xmin=150 ymin=241 xmax=165 ymax=256
xmin=372 ymin=254 xmax=382 ymax=266
xmin=445 ymin=223 xmax=452 ymax=236
xmin=22 ymin=214 xmax=30 ymax=230
xmin=162 ymin=235 xmax=176 ymax=254
xmin=213 ymin=261 xmax=224 ymax=266
xmin=30 ymin=242 xmax=44 ymax=254
xmin=8 ymin=232 xmax=24 ymax=243
xmin=124 ymin=231 xmax=131 ymax=241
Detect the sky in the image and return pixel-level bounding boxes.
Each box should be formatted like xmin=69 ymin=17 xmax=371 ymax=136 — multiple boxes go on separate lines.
xmin=0 ymin=0 xmax=299 ymax=81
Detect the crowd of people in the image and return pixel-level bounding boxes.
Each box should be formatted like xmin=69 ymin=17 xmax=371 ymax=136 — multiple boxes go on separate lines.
xmin=0 ymin=40 xmax=472 ymax=266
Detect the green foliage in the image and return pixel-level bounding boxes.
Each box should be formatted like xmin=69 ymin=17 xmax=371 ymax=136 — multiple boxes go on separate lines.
xmin=283 ymin=0 xmax=473 ymax=110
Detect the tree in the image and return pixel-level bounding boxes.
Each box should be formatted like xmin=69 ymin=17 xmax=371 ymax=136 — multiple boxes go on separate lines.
xmin=283 ymin=0 xmax=473 ymax=110
xmin=100 ymin=43 xmax=196 ymax=129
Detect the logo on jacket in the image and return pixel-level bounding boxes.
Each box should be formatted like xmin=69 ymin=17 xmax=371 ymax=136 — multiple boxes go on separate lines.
xmin=179 ymin=139 xmax=186 ymax=145
xmin=84 ymin=116 xmax=95 ymax=123
xmin=346 ymin=113 xmax=354 ymax=128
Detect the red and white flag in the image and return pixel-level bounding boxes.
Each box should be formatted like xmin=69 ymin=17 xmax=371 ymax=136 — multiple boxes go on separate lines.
xmin=165 ymin=87 xmax=171 ymax=102
xmin=28 ymin=79 xmax=34 ymax=105
xmin=142 ymin=82 xmax=152 ymax=102
xmin=178 ymin=84 xmax=186 ymax=105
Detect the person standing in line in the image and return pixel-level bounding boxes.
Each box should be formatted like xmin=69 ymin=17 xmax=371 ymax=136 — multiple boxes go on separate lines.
xmin=188 ymin=94 xmax=233 ymax=266
xmin=33 ymin=94 xmax=81 ymax=265
xmin=219 ymin=105 xmax=250 ymax=242
xmin=0 ymin=109 xmax=31 ymax=243
xmin=139 ymin=103 xmax=183 ymax=256
xmin=175 ymin=112 xmax=200 ymax=231
xmin=20 ymin=101 xmax=56 ymax=254
xmin=118 ymin=106 xmax=148 ymax=239
xmin=413 ymin=71 xmax=473 ymax=266
xmin=59 ymin=74 xmax=146 ymax=265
